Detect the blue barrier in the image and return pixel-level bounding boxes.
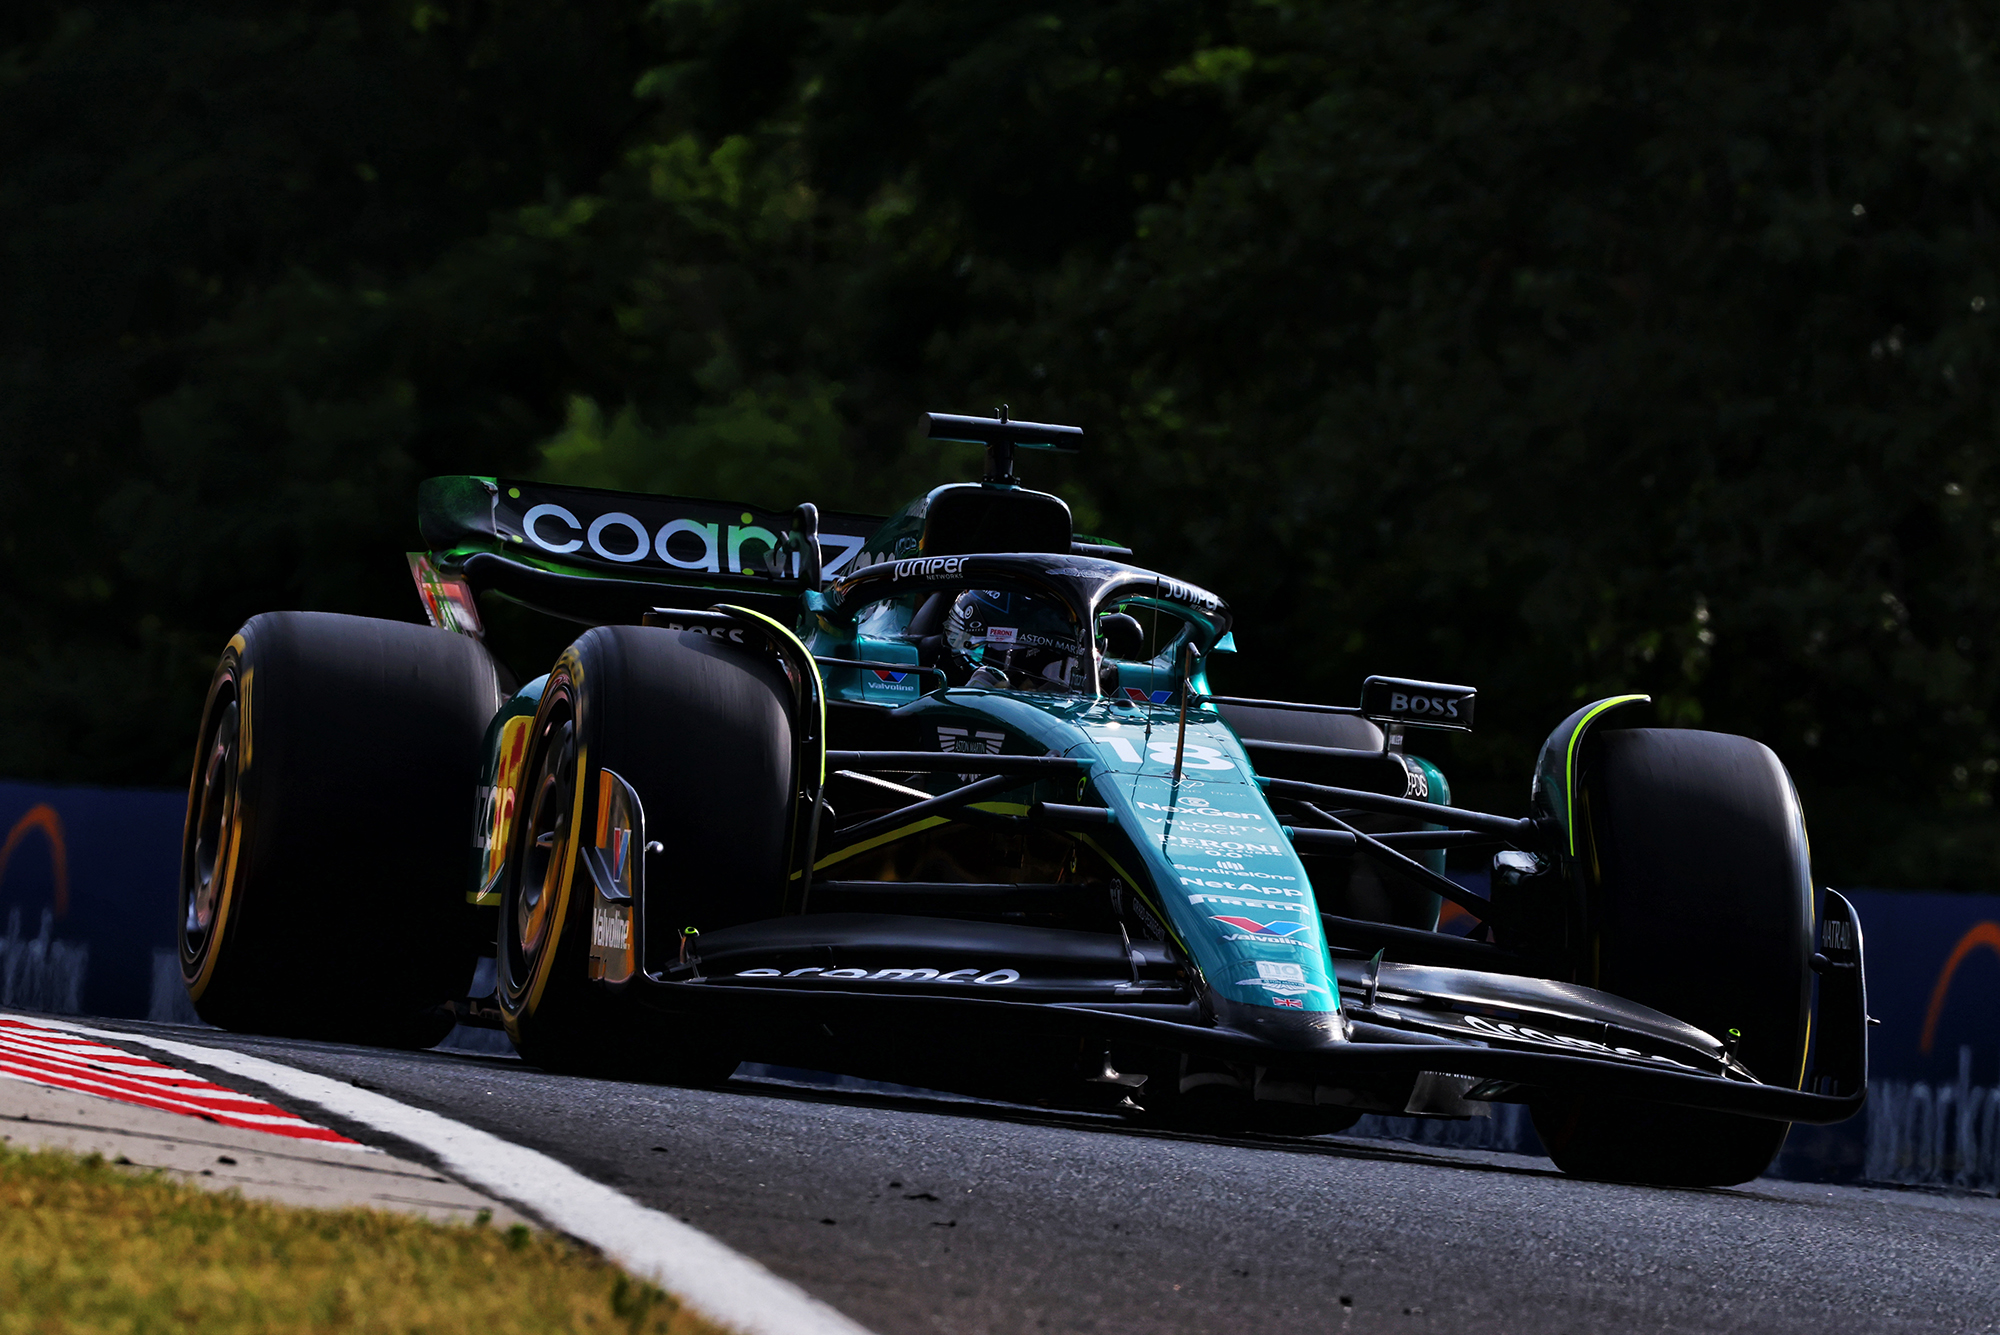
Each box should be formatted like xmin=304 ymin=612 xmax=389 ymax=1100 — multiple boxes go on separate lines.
xmin=3 ymin=779 xmax=1995 ymax=1186
xmin=1775 ymin=889 xmax=2000 ymax=1187
xmin=0 ymin=780 xmax=183 ymax=1023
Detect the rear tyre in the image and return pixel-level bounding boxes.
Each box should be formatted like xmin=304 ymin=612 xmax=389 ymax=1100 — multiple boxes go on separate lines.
xmin=1532 ymin=728 xmax=1814 ymax=1186
xmin=496 ymin=625 xmax=795 ymax=1080
xmin=179 ymin=612 xmax=503 ymax=1045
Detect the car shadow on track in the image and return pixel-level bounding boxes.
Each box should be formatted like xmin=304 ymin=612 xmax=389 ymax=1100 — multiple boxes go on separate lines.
xmin=716 ymin=1066 xmax=1574 ymax=1185
xmin=705 ymin=1067 xmax=1815 ymax=1204
xmin=106 ymin=1018 xmax=1803 ymax=1204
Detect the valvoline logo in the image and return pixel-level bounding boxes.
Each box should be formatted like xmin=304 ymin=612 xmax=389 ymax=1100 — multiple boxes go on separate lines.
xmin=1125 ymin=687 xmax=1174 ymax=705
xmin=873 ymin=668 xmax=911 ymax=684
xmin=1210 ymin=915 xmax=1309 ymax=939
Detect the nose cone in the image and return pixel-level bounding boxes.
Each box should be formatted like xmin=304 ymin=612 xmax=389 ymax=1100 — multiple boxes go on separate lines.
xmin=1210 ymin=995 xmax=1348 ymax=1049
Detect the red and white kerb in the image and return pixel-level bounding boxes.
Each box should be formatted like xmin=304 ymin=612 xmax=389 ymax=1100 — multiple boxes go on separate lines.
xmin=0 ymin=1017 xmax=359 ymax=1146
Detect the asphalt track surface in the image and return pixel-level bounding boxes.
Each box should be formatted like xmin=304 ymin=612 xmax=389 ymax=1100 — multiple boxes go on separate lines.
xmin=89 ymin=1020 xmax=2000 ymax=1335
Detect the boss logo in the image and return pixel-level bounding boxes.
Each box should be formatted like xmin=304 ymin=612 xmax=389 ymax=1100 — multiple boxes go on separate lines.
xmin=1361 ymin=676 xmax=1477 ymax=732
xmin=655 ymin=621 xmax=749 ymax=643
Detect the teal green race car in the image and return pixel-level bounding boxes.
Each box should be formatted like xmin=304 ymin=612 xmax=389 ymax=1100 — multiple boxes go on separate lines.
xmin=176 ymin=411 xmax=1868 ymax=1186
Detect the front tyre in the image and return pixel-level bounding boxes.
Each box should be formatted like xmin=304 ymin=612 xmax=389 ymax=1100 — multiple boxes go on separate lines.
xmin=1533 ymin=728 xmax=1815 ymax=1186
xmin=179 ymin=612 xmax=503 ymax=1044
xmin=496 ymin=625 xmax=795 ymax=1079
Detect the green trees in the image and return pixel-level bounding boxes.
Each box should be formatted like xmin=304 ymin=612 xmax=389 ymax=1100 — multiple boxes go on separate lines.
xmin=5 ymin=1 xmax=1998 ymax=884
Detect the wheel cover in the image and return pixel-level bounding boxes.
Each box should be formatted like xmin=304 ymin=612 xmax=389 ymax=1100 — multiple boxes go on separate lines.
xmin=515 ymin=718 xmax=576 ymax=961
xmin=181 ymin=690 xmax=240 ymax=984
xmin=501 ymin=685 xmax=585 ymax=1019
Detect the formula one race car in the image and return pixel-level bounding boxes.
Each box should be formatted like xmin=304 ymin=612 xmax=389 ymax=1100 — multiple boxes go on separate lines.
xmin=177 ymin=411 xmax=1867 ymax=1186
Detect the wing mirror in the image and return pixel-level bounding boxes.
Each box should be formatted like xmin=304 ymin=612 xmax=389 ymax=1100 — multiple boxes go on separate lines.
xmin=1096 ymin=612 xmax=1145 ymax=661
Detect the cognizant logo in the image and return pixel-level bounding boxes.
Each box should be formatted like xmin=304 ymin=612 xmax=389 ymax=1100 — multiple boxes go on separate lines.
xmin=523 ymin=503 xmax=783 ymax=575
xmin=517 ymin=501 xmax=869 ymax=579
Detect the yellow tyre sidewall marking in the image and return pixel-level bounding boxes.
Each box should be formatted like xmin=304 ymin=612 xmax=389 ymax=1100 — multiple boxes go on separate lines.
xmin=519 ymin=651 xmax=589 ymax=1021
xmin=187 ymin=642 xmax=249 ymax=1003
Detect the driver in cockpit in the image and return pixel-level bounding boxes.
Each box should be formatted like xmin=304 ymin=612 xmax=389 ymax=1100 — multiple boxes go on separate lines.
xmin=940 ymin=589 xmax=1090 ymax=694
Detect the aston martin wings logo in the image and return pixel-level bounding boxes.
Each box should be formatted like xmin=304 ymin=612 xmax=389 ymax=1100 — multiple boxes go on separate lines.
xmin=937 ymin=727 xmax=1006 ymax=754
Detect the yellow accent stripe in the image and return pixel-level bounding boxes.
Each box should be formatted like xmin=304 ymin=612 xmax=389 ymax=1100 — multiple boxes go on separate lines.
xmin=805 ymin=816 xmax=952 ymax=874
xmin=799 ymin=802 xmax=1033 ymax=876
xmin=1565 ymin=694 xmax=1650 ymax=856
xmin=717 ymin=605 xmax=827 ymax=786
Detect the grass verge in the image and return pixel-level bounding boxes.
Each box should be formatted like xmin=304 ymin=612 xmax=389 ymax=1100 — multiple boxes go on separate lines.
xmin=0 ymin=1143 xmax=732 ymax=1334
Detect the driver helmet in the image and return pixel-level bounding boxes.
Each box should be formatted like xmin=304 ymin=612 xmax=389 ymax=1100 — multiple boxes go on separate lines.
xmin=942 ymin=589 xmax=1088 ymax=693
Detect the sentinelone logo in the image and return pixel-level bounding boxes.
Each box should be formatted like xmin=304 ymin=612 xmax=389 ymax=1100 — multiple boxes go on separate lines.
xmin=0 ymin=805 xmax=67 ymax=919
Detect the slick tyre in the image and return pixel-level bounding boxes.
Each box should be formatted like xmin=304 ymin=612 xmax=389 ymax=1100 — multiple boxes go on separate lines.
xmin=179 ymin=612 xmax=504 ymax=1046
xmin=1532 ymin=728 xmax=1815 ymax=1187
xmin=496 ymin=625 xmax=794 ymax=1080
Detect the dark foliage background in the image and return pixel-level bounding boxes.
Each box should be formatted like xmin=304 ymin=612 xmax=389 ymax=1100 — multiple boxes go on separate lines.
xmin=5 ymin=1 xmax=1999 ymax=886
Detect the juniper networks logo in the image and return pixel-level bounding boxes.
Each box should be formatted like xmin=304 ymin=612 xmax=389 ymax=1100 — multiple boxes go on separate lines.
xmin=894 ymin=556 xmax=966 ymax=580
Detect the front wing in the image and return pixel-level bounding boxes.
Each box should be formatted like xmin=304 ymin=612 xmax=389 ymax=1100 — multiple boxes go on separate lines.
xmin=613 ymin=888 xmax=1868 ymax=1125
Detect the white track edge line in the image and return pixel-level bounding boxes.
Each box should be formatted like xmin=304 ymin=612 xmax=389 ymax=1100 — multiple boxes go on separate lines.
xmin=11 ymin=1015 xmax=874 ymax=1335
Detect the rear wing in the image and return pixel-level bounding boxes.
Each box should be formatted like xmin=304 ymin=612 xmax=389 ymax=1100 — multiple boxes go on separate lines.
xmin=414 ymin=476 xmax=886 ymax=629
xmin=420 ymin=476 xmax=885 ymax=584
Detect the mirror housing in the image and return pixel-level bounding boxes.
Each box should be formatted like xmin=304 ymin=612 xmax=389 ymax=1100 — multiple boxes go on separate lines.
xmin=1096 ymin=612 xmax=1145 ymax=660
